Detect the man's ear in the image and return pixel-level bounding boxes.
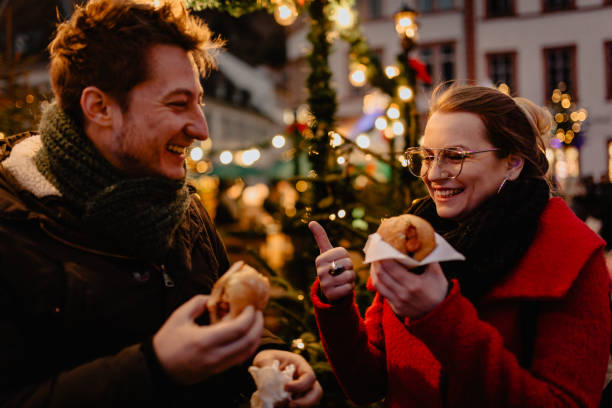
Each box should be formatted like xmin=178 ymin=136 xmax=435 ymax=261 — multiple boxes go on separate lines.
xmin=80 ymin=86 xmax=115 ymax=127
xmin=506 ymin=155 xmax=524 ymax=180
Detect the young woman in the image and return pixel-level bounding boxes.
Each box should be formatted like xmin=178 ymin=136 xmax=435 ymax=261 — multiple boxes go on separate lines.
xmin=309 ymin=85 xmax=611 ymax=407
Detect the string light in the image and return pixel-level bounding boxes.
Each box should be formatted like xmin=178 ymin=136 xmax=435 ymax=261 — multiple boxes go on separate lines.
xmin=272 ymin=134 xmax=286 ymax=148
xmin=190 ymin=147 xmax=203 ymax=161
xmin=337 ymin=209 xmax=346 ymax=218
xmin=349 ymin=64 xmax=367 ymax=87
xmin=374 ymin=117 xmax=387 ymax=130
xmin=386 ymin=104 xmax=400 ymax=120
xmin=273 ymin=0 xmax=298 ymax=26
xmin=337 ymin=156 xmax=346 ymax=164
xmin=392 ymin=121 xmax=404 ymax=136
xmin=356 ymin=134 xmax=370 ymax=148
xmin=330 ymin=132 xmax=343 ymax=147
xmin=241 ymin=148 xmax=261 ymax=166
xmin=398 ymin=86 xmax=413 ymax=101
xmin=384 ymin=65 xmax=399 ymax=78
xmin=219 ymin=151 xmax=233 ymax=164
xmin=331 ymin=5 xmax=354 ymax=29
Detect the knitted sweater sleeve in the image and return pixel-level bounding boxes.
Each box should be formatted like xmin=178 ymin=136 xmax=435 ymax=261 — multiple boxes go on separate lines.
xmin=311 ymin=279 xmax=387 ymax=405
xmin=408 ymin=251 xmax=611 ymax=407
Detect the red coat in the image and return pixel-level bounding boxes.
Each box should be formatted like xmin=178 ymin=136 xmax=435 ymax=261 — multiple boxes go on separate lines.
xmin=312 ymin=198 xmax=611 ymax=407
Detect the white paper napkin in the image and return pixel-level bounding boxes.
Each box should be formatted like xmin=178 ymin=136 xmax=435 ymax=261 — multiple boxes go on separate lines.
xmin=363 ymin=232 xmax=465 ymax=268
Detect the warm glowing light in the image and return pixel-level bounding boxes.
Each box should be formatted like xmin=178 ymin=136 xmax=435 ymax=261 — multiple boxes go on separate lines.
xmin=555 ymin=113 xmax=564 ymax=123
xmin=296 ymin=180 xmax=309 ymax=192
xmin=190 ymin=147 xmax=203 ymax=161
xmin=274 ymin=1 xmax=298 ymax=26
xmin=337 ymin=209 xmax=346 ymax=218
xmin=337 ymin=156 xmax=346 ymax=164
xmin=386 ymin=104 xmax=400 ymax=120
xmin=25 ymin=94 xmax=34 ymax=104
xmin=241 ymin=148 xmax=261 ymax=166
xmin=578 ymin=109 xmax=588 ymax=121
xmin=272 ymin=135 xmax=286 ymax=148
xmin=392 ymin=121 xmax=405 ymax=135
xmin=385 ymin=65 xmax=400 ymax=78
xmin=333 ymin=6 xmax=354 ymax=28
xmin=283 ymin=109 xmax=295 ymax=125
xmin=394 ymin=7 xmax=419 ymax=39
xmin=356 ymin=134 xmax=371 ymax=148
xmin=374 ymin=117 xmax=387 ymax=130
xmin=570 ymin=112 xmax=579 ymax=122
xmin=561 ymin=99 xmax=571 ymax=109
xmin=329 ymin=213 xmax=337 ymax=221
xmin=572 ymin=122 xmax=581 ymax=133
xmin=196 ymin=161 xmax=209 ymax=173
xmin=330 ymin=132 xmax=343 ymax=147
xmin=349 ymin=64 xmax=367 ymax=87
xmin=219 ymin=151 xmax=233 ymax=164
xmin=398 ymin=86 xmax=413 ymax=101
xmin=242 ymin=184 xmax=269 ymax=207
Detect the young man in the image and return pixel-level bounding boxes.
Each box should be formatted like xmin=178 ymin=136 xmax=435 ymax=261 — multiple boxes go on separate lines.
xmin=0 ymin=0 xmax=321 ymax=406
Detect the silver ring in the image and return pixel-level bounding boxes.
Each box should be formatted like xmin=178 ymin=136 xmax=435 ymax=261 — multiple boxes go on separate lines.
xmin=329 ymin=260 xmax=345 ymax=276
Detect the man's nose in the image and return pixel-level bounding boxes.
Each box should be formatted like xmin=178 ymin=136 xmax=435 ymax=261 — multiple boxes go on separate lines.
xmin=187 ymin=105 xmax=209 ymax=140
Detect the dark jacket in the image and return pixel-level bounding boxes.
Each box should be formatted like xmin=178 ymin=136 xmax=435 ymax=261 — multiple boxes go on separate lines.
xmin=0 ymin=133 xmax=282 ymax=407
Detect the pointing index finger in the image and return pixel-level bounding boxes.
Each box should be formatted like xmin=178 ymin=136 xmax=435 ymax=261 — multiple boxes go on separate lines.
xmin=308 ymin=221 xmax=333 ymax=253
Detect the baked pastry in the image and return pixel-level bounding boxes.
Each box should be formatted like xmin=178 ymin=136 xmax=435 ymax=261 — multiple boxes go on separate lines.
xmin=209 ymin=262 xmax=270 ymax=323
xmin=377 ymin=214 xmax=436 ymax=261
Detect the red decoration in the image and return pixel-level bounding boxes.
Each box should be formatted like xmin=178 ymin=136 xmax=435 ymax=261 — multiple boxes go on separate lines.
xmin=408 ymin=58 xmax=432 ymax=85
xmin=286 ymin=123 xmax=308 ymax=134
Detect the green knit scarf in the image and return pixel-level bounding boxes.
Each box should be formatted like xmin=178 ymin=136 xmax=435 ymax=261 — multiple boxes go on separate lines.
xmin=35 ymin=102 xmax=190 ymax=263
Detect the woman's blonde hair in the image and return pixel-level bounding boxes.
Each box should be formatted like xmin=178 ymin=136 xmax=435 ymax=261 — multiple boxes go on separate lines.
xmin=429 ymin=84 xmax=552 ymax=180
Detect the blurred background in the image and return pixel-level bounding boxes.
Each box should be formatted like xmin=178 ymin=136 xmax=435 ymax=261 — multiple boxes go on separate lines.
xmin=2 ymin=0 xmax=612 ymax=405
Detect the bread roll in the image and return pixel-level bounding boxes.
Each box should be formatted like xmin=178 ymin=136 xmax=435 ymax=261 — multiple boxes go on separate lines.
xmin=377 ymin=214 xmax=436 ymax=261
xmin=209 ymin=262 xmax=270 ymax=323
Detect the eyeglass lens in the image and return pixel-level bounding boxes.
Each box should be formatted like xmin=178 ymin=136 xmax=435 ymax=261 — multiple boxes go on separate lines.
xmin=406 ymin=148 xmax=464 ymax=178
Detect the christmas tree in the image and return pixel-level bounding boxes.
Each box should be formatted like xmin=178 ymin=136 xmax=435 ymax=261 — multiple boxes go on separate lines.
xmin=187 ymin=1 xmax=430 ymax=405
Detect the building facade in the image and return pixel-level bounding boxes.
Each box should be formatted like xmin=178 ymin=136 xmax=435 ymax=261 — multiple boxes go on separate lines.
xmin=283 ymin=0 xmax=612 ymax=185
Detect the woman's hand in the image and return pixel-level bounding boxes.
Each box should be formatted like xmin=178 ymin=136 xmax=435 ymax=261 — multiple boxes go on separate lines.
xmin=370 ymin=260 xmax=448 ymax=319
xmin=308 ymin=221 xmax=355 ymax=302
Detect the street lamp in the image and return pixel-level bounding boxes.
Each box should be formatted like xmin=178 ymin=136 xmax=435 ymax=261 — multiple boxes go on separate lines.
xmin=394 ymin=5 xmax=419 ymax=54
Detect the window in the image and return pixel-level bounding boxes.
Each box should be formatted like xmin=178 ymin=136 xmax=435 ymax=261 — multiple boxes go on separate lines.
xmin=606 ymin=41 xmax=612 ymax=100
xmin=487 ymin=52 xmax=517 ymax=94
xmin=418 ymin=0 xmax=454 ymax=13
xmin=542 ymin=0 xmax=574 ymax=12
xmin=356 ymin=0 xmax=382 ymax=19
xmin=486 ymin=0 xmax=515 ymax=18
xmin=543 ymin=46 xmax=577 ymax=101
xmin=419 ymin=43 xmax=455 ymax=89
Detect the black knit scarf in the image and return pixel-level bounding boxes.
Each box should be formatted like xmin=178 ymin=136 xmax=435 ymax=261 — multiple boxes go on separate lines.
xmin=409 ymin=178 xmax=550 ymax=303
xmin=35 ymin=102 xmax=190 ymax=263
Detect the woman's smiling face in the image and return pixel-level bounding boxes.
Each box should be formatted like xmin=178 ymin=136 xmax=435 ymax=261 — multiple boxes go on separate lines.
xmin=422 ymin=111 xmax=510 ymax=220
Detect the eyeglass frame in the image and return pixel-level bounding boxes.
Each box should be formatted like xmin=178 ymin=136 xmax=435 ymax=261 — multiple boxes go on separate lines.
xmin=404 ymin=146 xmax=501 ymax=179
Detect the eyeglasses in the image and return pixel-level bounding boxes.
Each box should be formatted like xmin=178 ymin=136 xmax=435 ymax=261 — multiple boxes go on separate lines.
xmin=404 ymin=146 xmax=500 ymax=179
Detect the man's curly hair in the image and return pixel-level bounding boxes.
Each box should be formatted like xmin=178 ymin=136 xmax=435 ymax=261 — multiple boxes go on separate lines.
xmin=48 ymin=0 xmax=223 ymax=123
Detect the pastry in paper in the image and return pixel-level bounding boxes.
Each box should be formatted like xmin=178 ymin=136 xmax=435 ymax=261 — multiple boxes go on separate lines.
xmin=248 ymin=360 xmax=296 ymax=408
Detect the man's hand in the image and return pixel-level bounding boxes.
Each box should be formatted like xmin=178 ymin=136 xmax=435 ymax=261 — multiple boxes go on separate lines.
xmin=153 ymin=294 xmax=263 ymax=385
xmin=370 ymin=259 xmax=448 ymax=319
xmin=309 ymin=221 xmax=355 ymax=302
xmin=252 ymin=349 xmax=323 ymax=407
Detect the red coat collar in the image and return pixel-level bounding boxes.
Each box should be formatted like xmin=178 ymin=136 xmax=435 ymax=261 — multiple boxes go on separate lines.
xmin=483 ymin=197 xmax=605 ymax=302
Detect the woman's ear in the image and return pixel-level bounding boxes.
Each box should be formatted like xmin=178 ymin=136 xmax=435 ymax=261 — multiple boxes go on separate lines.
xmin=80 ymin=86 xmax=115 ymax=127
xmin=506 ymin=155 xmax=524 ymax=180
